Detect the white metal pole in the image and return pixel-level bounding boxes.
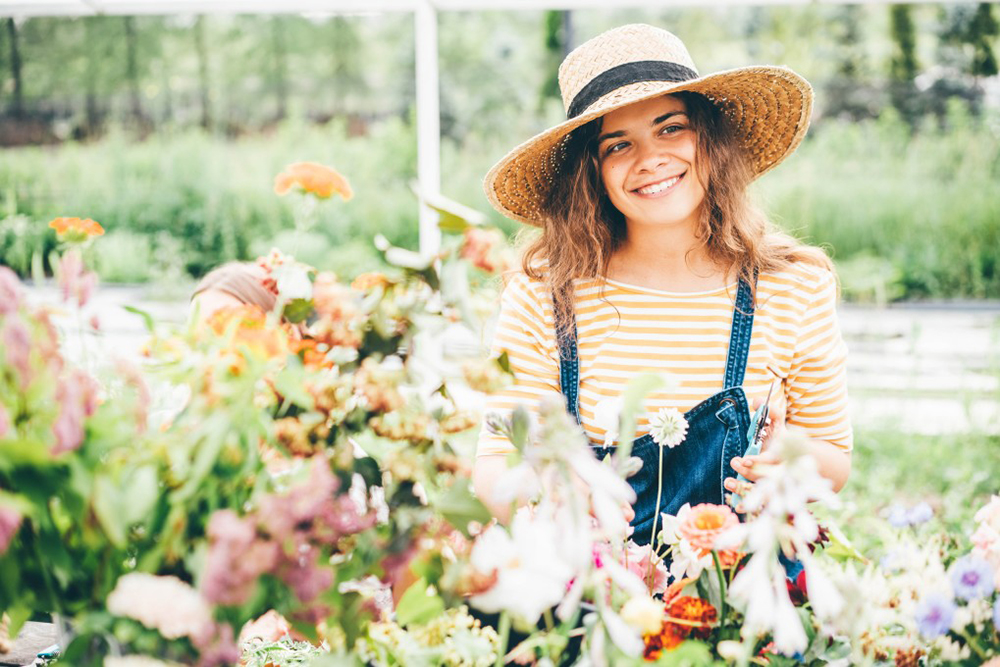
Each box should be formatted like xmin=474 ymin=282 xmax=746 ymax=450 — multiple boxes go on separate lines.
xmin=415 ymin=0 xmax=441 ymax=257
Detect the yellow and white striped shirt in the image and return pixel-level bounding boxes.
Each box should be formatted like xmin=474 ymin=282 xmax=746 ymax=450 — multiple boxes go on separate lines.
xmin=476 ymin=262 xmax=852 ymax=456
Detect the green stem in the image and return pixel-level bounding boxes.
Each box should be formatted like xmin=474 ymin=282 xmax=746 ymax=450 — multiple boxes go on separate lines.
xmin=543 ymin=608 xmax=555 ymax=632
xmin=958 ymin=628 xmax=988 ymax=661
xmin=647 ymin=443 xmax=665 ymax=590
xmin=712 ymin=551 xmax=728 ymax=628
xmin=494 ymin=612 xmax=511 ymax=667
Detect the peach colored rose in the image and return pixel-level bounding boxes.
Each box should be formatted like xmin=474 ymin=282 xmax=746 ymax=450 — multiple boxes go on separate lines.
xmin=677 ymin=503 xmax=741 ymax=565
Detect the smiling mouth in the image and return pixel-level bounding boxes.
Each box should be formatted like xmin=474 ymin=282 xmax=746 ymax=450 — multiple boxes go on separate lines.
xmin=633 ymin=172 xmax=685 ymax=196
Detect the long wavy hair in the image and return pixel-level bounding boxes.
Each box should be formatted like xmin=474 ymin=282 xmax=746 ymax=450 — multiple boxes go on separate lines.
xmin=519 ymin=91 xmax=833 ymax=339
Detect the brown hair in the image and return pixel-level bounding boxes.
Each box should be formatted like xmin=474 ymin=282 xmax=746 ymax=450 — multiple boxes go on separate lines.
xmin=192 ymin=262 xmax=277 ymax=313
xmin=520 ymin=91 xmax=833 ymax=338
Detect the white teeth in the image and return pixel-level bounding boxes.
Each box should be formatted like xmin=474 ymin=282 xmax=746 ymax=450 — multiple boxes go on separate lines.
xmin=636 ymin=175 xmax=680 ymax=195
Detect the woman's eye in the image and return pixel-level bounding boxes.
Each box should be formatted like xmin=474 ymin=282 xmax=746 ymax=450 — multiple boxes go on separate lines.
xmin=660 ymin=124 xmax=685 ymax=135
xmin=605 ymin=141 xmax=629 ymax=155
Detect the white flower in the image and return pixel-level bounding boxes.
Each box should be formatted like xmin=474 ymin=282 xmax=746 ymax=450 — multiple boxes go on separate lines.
xmin=648 ymin=408 xmax=688 ymax=448
xmin=106 ymin=573 xmax=212 ymax=641
xmin=593 ymin=396 xmax=624 ymax=446
xmin=620 ymin=595 xmax=664 ymax=635
xmin=934 ymin=636 xmax=971 ymax=661
xmin=469 ymin=508 xmax=579 ymax=626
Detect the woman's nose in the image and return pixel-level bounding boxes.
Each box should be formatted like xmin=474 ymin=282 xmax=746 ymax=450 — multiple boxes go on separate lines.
xmin=634 ymin=143 xmax=670 ymax=173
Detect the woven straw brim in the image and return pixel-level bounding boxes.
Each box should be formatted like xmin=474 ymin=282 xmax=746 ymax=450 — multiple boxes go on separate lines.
xmin=484 ymin=66 xmax=812 ymax=227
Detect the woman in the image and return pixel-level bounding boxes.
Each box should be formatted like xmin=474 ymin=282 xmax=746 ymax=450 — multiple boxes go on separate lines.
xmin=190 ymin=261 xmax=277 ymax=323
xmin=473 ymin=24 xmax=852 ymax=538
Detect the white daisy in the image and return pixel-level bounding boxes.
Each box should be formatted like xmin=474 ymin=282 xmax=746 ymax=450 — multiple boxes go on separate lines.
xmin=648 ymin=407 xmax=688 ymax=448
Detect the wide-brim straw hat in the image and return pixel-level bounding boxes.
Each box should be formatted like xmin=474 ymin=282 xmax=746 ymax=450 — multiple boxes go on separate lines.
xmin=483 ymin=23 xmax=813 ymax=226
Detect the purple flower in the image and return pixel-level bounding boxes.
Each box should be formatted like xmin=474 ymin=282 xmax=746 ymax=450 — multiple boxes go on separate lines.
xmin=994 ymin=597 xmax=1000 ymax=633
xmin=0 ymin=507 xmax=22 ymax=554
xmin=915 ymin=593 xmax=956 ymax=638
xmin=907 ymin=501 xmax=933 ymax=525
xmin=886 ymin=504 xmax=911 ymax=528
xmin=950 ymin=555 xmax=996 ymax=600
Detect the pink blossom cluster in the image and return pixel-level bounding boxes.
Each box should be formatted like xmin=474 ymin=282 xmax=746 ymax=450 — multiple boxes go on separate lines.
xmin=201 ymin=458 xmax=377 ymax=613
xmin=107 ymin=573 xmax=239 ymax=667
xmin=57 ymin=249 xmax=98 ymax=308
xmin=972 ymin=495 xmax=1000 ymax=588
xmin=0 ymin=506 xmax=22 ymax=554
xmin=52 ymin=369 xmax=101 ymax=455
xmin=460 ymin=227 xmax=514 ymax=275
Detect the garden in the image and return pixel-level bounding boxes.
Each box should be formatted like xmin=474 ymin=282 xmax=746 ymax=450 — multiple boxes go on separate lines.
xmin=2 ymin=4 xmax=1000 ymax=666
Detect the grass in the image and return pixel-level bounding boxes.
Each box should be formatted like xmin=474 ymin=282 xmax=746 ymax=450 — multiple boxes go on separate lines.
xmin=1 ymin=103 xmax=998 ymax=300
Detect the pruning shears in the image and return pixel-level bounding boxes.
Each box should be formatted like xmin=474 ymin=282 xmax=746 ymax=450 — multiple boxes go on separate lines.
xmin=729 ymin=381 xmax=774 ymax=510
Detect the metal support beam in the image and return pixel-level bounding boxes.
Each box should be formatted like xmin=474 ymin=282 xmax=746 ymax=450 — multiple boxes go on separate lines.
xmin=415 ymin=0 xmax=441 ymax=257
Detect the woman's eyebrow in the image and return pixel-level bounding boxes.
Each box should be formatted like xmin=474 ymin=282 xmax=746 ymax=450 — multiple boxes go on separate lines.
xmin=598 ymin=111 xmax=688 ymax=144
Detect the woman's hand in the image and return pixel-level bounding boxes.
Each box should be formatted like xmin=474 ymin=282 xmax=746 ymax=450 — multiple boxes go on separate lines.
xmin=724 ymin=395 xmax=786 ymax=512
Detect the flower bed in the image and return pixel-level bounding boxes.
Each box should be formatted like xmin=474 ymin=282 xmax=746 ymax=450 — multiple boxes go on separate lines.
xmin=1 ymin=168 xmax=998 ymax=666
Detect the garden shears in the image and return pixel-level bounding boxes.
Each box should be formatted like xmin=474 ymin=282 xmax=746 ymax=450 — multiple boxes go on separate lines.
xmin=728 ymin=381 xmax=774 ymax=510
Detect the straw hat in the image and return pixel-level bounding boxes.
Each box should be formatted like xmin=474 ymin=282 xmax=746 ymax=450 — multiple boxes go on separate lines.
xmin=483 ymin=24 xmax=813 ymax=226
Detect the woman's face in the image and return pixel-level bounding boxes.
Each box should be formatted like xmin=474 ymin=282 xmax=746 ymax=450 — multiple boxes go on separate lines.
xmin=597 ymin=95 xmax=705 ymax=232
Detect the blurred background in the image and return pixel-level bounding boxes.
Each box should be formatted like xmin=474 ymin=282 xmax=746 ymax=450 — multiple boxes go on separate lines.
xmin=0 ymin=2 xmax=999 ymax=535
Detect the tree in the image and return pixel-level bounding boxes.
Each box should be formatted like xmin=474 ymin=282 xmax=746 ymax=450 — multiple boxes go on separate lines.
xmin=193 ymin=16 xmax=212 ymax=130
xmin=123 ymin=17 xmax=143 ymax=126
xmin=539 ymin=11 xmax=572 ymax=110
xmin=271 ymin=17 xmax=289 ymax=121
xmin=888 ymin=4 xmax=920 ymax=125
xmin=968 ymin=3 xmax=998 ymax=79
xmin=5 ymin=18 xmax=22 ymax=118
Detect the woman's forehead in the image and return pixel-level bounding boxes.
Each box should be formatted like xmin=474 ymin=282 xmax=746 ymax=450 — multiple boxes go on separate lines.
xmin=600 ymin=95 xmax=687 ymax=133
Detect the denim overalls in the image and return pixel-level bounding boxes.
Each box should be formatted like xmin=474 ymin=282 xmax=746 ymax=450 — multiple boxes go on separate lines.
xmin=556 ymin=278 xmax=756 ymax=545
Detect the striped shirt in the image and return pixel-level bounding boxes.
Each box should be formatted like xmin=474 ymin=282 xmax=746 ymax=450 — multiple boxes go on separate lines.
xmin=476 ymin=262 xmax=852 ymax=456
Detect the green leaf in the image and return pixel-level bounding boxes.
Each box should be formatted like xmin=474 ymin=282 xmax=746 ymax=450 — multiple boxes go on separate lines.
xmin=822 ymin=523 xmax=867 ymax=563
xmin=411 ymin=182 xmax=488 ymax=232
xmin=93 ymin=474 xmax=127 ymax=547
xmin=395 ymin=578 xmax=445 ymax=627
xmin=273 ymin=358 xmax=315 ymax=409
xmin=509 ymin=405 xmax=530 ymax=452
xmin=429 ymin=479 xmax=492 ymax=537
xmin=497 ymin=351 xmax=512 ymax=374
xmin=283 ymin=297 xmax=315 ymax=324
xmin=123 ymin=305 xmax=155 ymax=333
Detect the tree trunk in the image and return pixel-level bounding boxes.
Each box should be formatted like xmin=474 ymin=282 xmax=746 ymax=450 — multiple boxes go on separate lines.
xmin=83 ymin=18 xmax=101 ymax=135
xmin=271 ymin=17 xmax=289 ymax=121
xmin=6 ymin=18 xmax=23 ymax=118
xmin=123 ymin=17 xmax=143 ymax=125
xmin=194 ymin=16 xmax=212 ymax=130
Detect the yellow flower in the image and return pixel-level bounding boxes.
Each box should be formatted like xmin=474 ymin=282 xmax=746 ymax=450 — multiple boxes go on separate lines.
xmin=274 ymin=162 xmax=353 ymax=200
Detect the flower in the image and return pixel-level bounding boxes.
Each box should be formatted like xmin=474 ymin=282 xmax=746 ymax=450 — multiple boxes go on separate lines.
xmin=0 ymin=266 xmax=22 ymax=315
xmin=274 ymin=162 xmax=353 ymax=200
xmin=469 ymin=508 xmax=579 ymax=626
xmin=648 ymin=407 xmax=688 ymax=448
xmin=48 ymin=216 xmax=104 ymax=241
xmin=620 ymin=595 xmax=664 ymax=635
xmin=239 ymin=610 xmax=292 ymax=647
xmin=52 ymin=369 xmax=101 ymax=456
xmin=351 ymin=272 xmax=391 ymax=292
xmin=107 ymin=573 xmax=213 ymax=641
xmin=593 ymin=395 xmax=624 ymax=446
xmin=677 ymin=503 xmax=741 ymax=559
xmin=0 ymin=507 xmax=22 ymax=554
xmin=914 ymin=593 xmax=956 ymax=638
xmin=3 ymin=316 xmax=33 ymax=389
xmin=0 ymin=403 xmax=9 ymax=440
xmin=887 ymin=501 xmax=934 ymax=528
xmin=56 ymin=249 xmax=98 ymax=308
xmin=621 ymin=541 xmax=669 ymax=596
xmin=459 ymin=227 xmax=513 ymax=274
xmin=644 ymin=596 xmax=716 ymax=659
xmin=200 ymin=509 xmax=278 ymax=606
xmin=949 ymin=555 xmax=996 ymax=600
xmin=907 ymin=501 xmax=934 ymax=525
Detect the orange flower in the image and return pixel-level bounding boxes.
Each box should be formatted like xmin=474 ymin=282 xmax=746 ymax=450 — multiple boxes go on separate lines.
xmin=677 ymin=503 xmax=741 ymax=564
xmin=49 ymin=217 xmax=105 ymax=240
xmin=204 ymin=305 xmax=289 ymax=368
xmin=351 ymin=272 xmax=391 ymax=292
xmin=274 ymin=162 xmax=353 ymax=200
xmin=643 ymin=595 xmax=717 ymax=660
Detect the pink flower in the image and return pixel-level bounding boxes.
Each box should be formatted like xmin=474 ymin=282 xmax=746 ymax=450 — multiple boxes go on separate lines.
xmin=622 ymin=541 xmax=670 ymax=596
xmin=0 ymin=266 xmax=22 ymax=315
xmin=51 ymin=369 xmax=101 ymax=456
xmin=3 ymin=317 xmax=33 ymax=389
xmin=676 ymin=503 xmax=742 ymax=566
xmin=0 ymin=403 xmax=10 ymax=439
xmin=193 ymin=623 xmax=241 ymax=667
xmin=276 ymin=537 xmax=334 ymax=603
xmin=238 ymin=610 xmax=292 ymax=647
xmin=0 ymin=506 xmax=23 ymax=554
xmin=115 ymin=359 xmax=151 ymax=432
xmin=460 ymin=227 xmax=513 ymax=274
xmin=257 ymin=457 xmax=340 ymax=542
xmin=57 ymin=249 xmax=98 ymax=308
xmin=201 ymin=510 xmax=277 ymax=606
xmin=106 ymin=573 xmax=213 ymax=641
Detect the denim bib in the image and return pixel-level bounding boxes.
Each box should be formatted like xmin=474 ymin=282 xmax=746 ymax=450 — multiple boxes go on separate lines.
xmin=556 ymin=278 xmax=755 ymax=546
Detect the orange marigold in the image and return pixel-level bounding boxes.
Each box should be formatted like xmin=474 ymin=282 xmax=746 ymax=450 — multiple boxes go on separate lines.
xmin=643 ymin=595 xmax=717 ymax=661
xmin=204 ymin=305 xmax=289 ymax=366
xmin=274 ymin=162 xmax=353 ymax=200
xmin=49 ymin=217 xmax=105 ymax=240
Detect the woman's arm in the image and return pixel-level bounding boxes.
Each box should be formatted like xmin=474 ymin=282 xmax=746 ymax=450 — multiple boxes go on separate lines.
xmin=472 ymin=454 xmax=518 ymax=524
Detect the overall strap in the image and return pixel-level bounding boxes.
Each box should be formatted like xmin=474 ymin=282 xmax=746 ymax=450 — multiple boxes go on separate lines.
xmin=722 ymin=274 xmax=757 ymax=390
xmin=554 ymin=293 xmax=583 ymax=425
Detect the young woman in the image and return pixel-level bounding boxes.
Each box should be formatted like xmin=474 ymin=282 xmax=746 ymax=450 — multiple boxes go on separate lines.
xmin=472 ymin=24 xmax=852 ymax=536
